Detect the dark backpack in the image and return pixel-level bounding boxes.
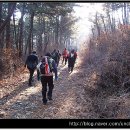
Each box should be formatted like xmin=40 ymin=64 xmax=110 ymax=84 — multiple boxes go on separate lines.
xmin=52 ymin=52 xmax=58 ymax=59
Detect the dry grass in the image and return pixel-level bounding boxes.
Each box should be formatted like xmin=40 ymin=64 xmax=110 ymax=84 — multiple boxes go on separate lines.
xmin=0 ymin=48 xmax=24 ymax=79
xmin=81 ymin=24 xmax=130 ymax=118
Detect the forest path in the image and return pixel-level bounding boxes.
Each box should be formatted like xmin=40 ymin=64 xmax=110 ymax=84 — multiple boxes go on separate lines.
xmin=0 ymin=56 xmax=97 ymax=119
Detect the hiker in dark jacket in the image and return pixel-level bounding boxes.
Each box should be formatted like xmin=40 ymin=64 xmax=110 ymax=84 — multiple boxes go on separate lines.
xmin=25 ymin=51 xmax=38 ymax=86
xmin=51 ymin=49 xmax=59 ymax=65
xmin=37 ymin=52 xmax=57 ymax=105
xmin=68 ymin=49 xmax=77 ymax=73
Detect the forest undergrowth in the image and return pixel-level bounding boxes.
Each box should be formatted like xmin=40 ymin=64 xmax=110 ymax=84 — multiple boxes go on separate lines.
xmin=81 ymin=24 xmax=130 ymax=118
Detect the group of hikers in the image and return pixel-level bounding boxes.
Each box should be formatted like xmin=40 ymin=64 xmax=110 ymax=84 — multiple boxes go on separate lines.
xmin=24 ymin=48 xmax=77 ymax=105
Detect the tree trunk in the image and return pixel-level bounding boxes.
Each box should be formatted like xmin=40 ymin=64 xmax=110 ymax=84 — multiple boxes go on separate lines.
xmin=101 ymin=15 xmax=107 ymax=34
xmin=15 ymin=22 xmax=20 ymax=50
xmin=37 ymin=16 xmax=44 ymax=55
xmin=127 ymin=3 xmax=129 ymax=24
xmin=107 ymin=11 xmax=113 ymax=32
xmin=95 ymin=13 xmax=100 ymax=37
xmin=0 ymin=2 xmax=16 ymax=35
xmin=27 ymin=11 xmax=34 ymax=55
xmin=122 ymin=6 xmax=124 ymax=24
xmin=124 ymin=3 xmax=127 ymax=25
xmin=18 ymin=3 xmax=25 ymax=57
xmin=6 ymin=3 xmax=12 ymax=48
xmin=31 ymin=31 xmax=33 ymax=51
xmin=55 ymin=16 xmax=59 ymax=45
xmin=13 ymin=13 xmax=17 ymax=48
xmin=0 ymin=2 xmax=2 ymax=48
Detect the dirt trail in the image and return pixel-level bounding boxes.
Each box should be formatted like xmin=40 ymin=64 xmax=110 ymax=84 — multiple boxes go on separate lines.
xmin=0 ymin=56 xmax=98 ymax=119
xmin=1 ymin=54 xmax=130 ymax=119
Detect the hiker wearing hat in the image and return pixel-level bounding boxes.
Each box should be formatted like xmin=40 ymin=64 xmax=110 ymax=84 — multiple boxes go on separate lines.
xmin=24 ymin=51 xmax=38 ymax=86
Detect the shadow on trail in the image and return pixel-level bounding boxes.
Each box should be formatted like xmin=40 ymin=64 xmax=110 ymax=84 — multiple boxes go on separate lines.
xmin=5 ymin=63 xmax=81 ymax=119
xmin=0 ymin=75 xmax=38 ymax=106
xmin=0 ymin=58 xmax=86 ymax=119
xmin=6 ymin=90 xmax=42 ymax=118
xmin=6 ymin=89 xmax=56 ymax=119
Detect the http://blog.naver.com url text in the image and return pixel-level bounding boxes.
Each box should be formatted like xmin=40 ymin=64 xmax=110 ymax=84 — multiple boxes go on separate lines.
xmin=69 ymin=121 xmax=130 ymax=127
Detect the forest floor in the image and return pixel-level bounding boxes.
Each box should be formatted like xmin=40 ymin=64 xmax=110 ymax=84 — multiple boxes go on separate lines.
xmin=0 ymin=54 xmax=130 ymax=119
xmin=0 ymin=55 xmax=97 ymax=119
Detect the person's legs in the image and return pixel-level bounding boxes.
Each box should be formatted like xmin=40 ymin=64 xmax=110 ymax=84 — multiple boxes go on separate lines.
xmin=68 ymin=64 xmax=70 ymax=72
xmin=47 ymin=76 xmax=54 ymax=100
xmin=68 ymin=59 xmax=71 ymax=72
xmin=65 ymin=57 xmax=67 ymax=65
xmin=41 ymin=76 xmax=48 ymax=104
xmin=54 ymin=66 xmax=58 ymax=80
xmin=71 ymin=61 xmax=75 ymax=72
xmin=37 ymin=69 xmax=40 ymax=81
xmin=71 ymin=66 xmax=73 ymax=72
xmin=28 ymin=68 xmax=35 ymax=86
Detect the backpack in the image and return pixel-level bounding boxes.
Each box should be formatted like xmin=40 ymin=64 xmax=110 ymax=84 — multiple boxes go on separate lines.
xmin=52 ymin=52 xmax=56 ymax=58
xmin=52 ymin=52 xmax=58 ymax=60
xmin=40 ymin=57 xmax=53 ymax=74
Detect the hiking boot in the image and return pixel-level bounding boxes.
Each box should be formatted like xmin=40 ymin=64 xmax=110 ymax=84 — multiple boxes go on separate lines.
xmin=55 ymin=77 xmax=58 ymax=81
xmin=43 ymin=100 xmax=47 ymax=105
xmin=48 ymin=96 xmax=52 ymax=100
xmin=43 ymin=102 xmax=47 ymax=105
xmin=43 ymin=99 xmax=47 ymax=104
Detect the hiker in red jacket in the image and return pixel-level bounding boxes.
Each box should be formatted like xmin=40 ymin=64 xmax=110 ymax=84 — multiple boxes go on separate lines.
xmin=62 ymin=48 xmax=68 ymax=65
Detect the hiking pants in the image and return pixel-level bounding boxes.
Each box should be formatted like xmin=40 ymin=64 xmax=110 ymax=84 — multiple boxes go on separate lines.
xmin=41 ymin=76 xmax=54 ymax=103
xmin=37 ymin=69 xmax=40 ymax=81
xmin=62 ymin=56 xmax=67 ymax=65
xmin=57 ymin=57 xmax=60 ymax=67
xmin=27 ymin=67 xmax=35 ymax=85
xmin=68 ymin=60 xmax=75 ymax=72
xmin=54 ymin=68 xmax=58 ymax=80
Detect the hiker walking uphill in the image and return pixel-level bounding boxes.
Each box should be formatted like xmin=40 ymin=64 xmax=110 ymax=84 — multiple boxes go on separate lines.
xmin=62 ymin=48 xmax=68 ymax=65
xmin=68 ymin=49 xmax=77 ymax=73
xmin=50 ymin=50 xmax=58 ymax=80
xmin=25 ymin=51 xmax=38 ymax=86
xmin=51 ymin=49 xmax=59 ymax=66
xmin=37 ymin=52 xmax=57 ymax=105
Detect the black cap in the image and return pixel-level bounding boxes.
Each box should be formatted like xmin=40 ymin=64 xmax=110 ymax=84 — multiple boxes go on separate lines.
xmin=32 ymin=51 xmax=36 ymax=54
